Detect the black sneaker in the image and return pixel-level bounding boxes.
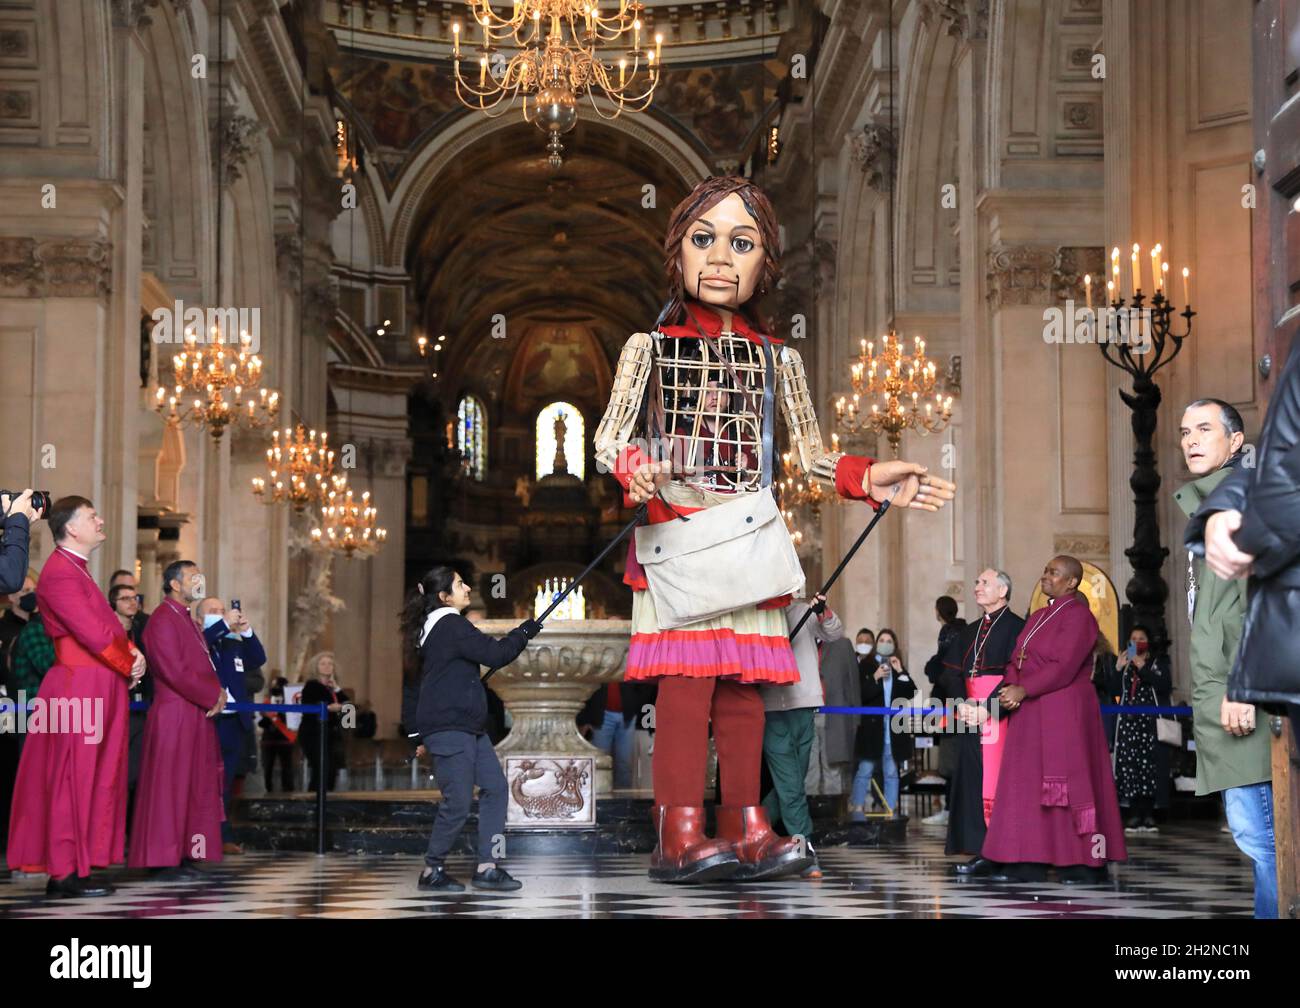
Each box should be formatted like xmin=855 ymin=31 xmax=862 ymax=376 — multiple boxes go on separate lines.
xmin=417 ymin=865 xmax=465 ymax=892
xmin=472 ymin=866 xmax=522 ymax=892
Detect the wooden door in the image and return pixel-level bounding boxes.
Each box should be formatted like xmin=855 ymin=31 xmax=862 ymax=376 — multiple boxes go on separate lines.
xmin=1251 ymin=0 xmax=1300 ymax=920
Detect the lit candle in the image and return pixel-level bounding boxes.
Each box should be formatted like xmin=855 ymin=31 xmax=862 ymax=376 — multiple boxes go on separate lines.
xmin=480 ymin=56 xmax=487 ymax=86
xmin=1084 ymin=273 xmax=1092 ymax=309
xmin=831 ymin=433 xmax=839 ymax=452
xmin=1106 ymin=279 xmax=1115 ymax=302
xmin=1161 ymin=261 xmax=1169 ymax=290
xmin=1150 ymin=247 xmax=1160 ymax=293
xmin=1131 ymin=243 xmax=1140 ymax=293
xmin=619 ymin=58 xmax=626 ymax=87
xmin=633 ymin=17 xmax=640 ymax=50
xmin=1182 ymin=267 xmax=1190 ymax=306
xmin=452 ymin=21 xmax=460 ymax=54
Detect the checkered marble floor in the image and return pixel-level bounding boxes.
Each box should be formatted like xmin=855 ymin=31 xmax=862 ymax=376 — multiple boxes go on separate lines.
xmin=0 ymin=820 xmax=1254 ymax=919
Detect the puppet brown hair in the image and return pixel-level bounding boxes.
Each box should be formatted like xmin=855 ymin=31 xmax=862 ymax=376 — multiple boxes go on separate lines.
xmin=660 ymin=176 xmax=782 ymax=334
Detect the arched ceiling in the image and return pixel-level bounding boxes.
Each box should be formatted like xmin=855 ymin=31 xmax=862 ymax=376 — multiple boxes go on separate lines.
xmin=404 ymin=117 xmax=692 ymax=404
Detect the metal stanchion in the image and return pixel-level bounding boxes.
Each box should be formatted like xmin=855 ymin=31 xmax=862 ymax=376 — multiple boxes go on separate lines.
xmin=316 ymin=702 xmax=327 ymax=856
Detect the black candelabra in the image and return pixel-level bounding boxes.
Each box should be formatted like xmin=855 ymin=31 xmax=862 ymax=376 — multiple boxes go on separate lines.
xmin=1091 ymin=277 xmax=1195 ymax=648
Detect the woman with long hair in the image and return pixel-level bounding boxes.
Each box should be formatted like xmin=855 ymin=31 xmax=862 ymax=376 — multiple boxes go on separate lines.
xmin=1109 ymin=624 xmax=1173 ymax=832
xmin=298 ymin=652 xmax=348 ymax=792
xmin=850 ymin=627 xmax=915 ymax=820
xmin=399 ymin=565 xmax=539 ymax=892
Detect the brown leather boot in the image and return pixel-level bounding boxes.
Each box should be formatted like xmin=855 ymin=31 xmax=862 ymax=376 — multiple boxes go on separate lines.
xmin=715 ymin=805 xmax=813 ymax=881
xmin=648 ymin=806 xmax=740 ymax=884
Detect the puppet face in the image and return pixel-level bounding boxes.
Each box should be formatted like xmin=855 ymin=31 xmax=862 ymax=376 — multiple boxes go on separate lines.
xmin=678 ymin=192 xmax=765 ymax=311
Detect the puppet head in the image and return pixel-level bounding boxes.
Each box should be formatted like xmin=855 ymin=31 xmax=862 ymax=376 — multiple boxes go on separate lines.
xmin=661 ymin=177 xmax=782 ymax=330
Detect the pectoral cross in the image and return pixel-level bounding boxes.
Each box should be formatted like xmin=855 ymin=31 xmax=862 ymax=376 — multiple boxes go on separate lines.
xmin=1016 ymin=648 xmax=1026 ymax=670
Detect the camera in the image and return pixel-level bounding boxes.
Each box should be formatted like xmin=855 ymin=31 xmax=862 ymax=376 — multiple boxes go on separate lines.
xmin=0 ymin=490 xmax=52 ymax=517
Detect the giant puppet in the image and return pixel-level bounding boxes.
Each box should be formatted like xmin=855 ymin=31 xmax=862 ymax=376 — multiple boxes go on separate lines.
xmin=592 ymin=177 xmax=955 ymax=883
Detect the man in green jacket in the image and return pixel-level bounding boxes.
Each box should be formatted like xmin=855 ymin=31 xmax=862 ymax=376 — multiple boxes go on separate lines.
xmin=1174 ymin=398 xmax=1276 ymax=918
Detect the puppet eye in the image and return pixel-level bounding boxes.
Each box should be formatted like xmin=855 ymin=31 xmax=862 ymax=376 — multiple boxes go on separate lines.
xmin=732 ymin=236 xmax=755 ymax=254
xmin=690 ymin=231 xmax=713 ymax=249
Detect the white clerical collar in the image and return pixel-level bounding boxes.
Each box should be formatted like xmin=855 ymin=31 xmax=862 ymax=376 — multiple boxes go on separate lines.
xmin=419 ymin=606 xmax=459 ymax=647
xmin=57 ymin=545 xmax=90 ymax=562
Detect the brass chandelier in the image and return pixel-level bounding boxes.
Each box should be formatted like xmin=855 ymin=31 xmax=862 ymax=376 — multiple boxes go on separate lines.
xmin=251 ymin=423 xmax=339 ymax=512
xmin=779 ymin=450 xmax=828 ymax=515
xmin=152 ymin=326 xmax=280 ymax=440
xmin=834 ymin=333 xmax=953 ymax=457
xmin=311 ymin=485 xmax=388 ymax=558
xmin=452 ymin=1 xmax=662 ymax=168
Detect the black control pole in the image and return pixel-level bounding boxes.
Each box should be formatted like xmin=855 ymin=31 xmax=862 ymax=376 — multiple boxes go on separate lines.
xmin=789 ymin=495 xmax=895 ymax=641
xmin=482 ymin=502 xmax=647 ymax=685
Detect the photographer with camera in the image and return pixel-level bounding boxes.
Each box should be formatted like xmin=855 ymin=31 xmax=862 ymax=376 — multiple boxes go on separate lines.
xmin=0 ymin=490 xmax=48 ymax=596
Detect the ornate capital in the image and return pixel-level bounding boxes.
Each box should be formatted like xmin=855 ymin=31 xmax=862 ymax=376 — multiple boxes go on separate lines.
xmin=111 ymin=0 xmax=160 ymax=29
xmin=848 ymin=123 xmax=896 ymax=195
xmin=1052 ymin=246 xmax=1105 ymax=305
xmin=303 ymin=276 xmax=339 ymax=329
xmin=922 ymin=0 xmax=990 ymax=41
xmin=215 ymin=114 xmax=264 ymax=189
xmin=0 ymin=237 xmax=112 ymax=298
xmin=986 ymin=244 xmax=1058 ymax=308
xmin=275 ymin=232 xmax=302 ymax=287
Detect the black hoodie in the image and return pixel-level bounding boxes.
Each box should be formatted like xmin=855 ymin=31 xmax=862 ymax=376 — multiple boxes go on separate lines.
xmin=414 ymin=611 xmax=528 ymax=737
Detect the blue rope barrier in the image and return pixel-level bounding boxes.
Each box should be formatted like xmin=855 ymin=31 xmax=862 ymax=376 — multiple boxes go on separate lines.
xmin=816 ymin=704 xmax=1193 ymax=717
xmin=0 ymin=700 xmax=328 ymax=715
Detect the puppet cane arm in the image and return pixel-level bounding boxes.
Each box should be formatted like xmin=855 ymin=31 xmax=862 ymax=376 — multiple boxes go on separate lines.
xmin=593 ymin=331 xmax=655 ymax=490
xmin=778 ymin=345 xmax=877 ymax=503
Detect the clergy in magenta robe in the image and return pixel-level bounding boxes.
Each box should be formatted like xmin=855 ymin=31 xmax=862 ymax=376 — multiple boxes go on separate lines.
xmin=981 ymin=558 xmax=1127 ymax=869
xmin=7 ymin=546 xmax=136 ymax=879
xmin=128 ymin=594 xmax=226 ymax=868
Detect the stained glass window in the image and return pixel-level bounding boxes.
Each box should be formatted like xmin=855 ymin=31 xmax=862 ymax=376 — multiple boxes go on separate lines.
xmin=535 ymin=401 xmax=584 ymax=481
xmin=456 ymin=396 xmax=486 ymax=481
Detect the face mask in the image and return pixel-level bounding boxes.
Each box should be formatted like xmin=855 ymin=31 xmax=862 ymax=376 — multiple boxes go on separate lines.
xmin=17 ymin=592 xmax=37 ymax=614
xmin=854 ymin=643 xmax=872 ymax=656
xmin=1134 ymin=640 xmax=1149 ymax=654
xmin=875 ymin=641 xmax=896 ymax=657
xmin=203 ymin=613 xmax=225 ymax=630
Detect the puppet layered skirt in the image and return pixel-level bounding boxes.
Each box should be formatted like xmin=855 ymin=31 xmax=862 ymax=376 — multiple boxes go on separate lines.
xmin=625 ymin=589 xmax=799 ymax=685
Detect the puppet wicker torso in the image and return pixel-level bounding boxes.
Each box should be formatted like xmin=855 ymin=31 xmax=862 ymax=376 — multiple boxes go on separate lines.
xmin=594 ymin=321 xmax=846 ymax=499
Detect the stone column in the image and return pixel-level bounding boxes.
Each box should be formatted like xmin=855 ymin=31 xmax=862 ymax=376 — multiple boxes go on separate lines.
xmin=326 ymin=365 xmax=420 ymax=739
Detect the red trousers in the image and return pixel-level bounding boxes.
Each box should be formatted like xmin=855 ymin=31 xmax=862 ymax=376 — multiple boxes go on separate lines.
xmin=652 ymin=677 xmax=765 ymax=807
